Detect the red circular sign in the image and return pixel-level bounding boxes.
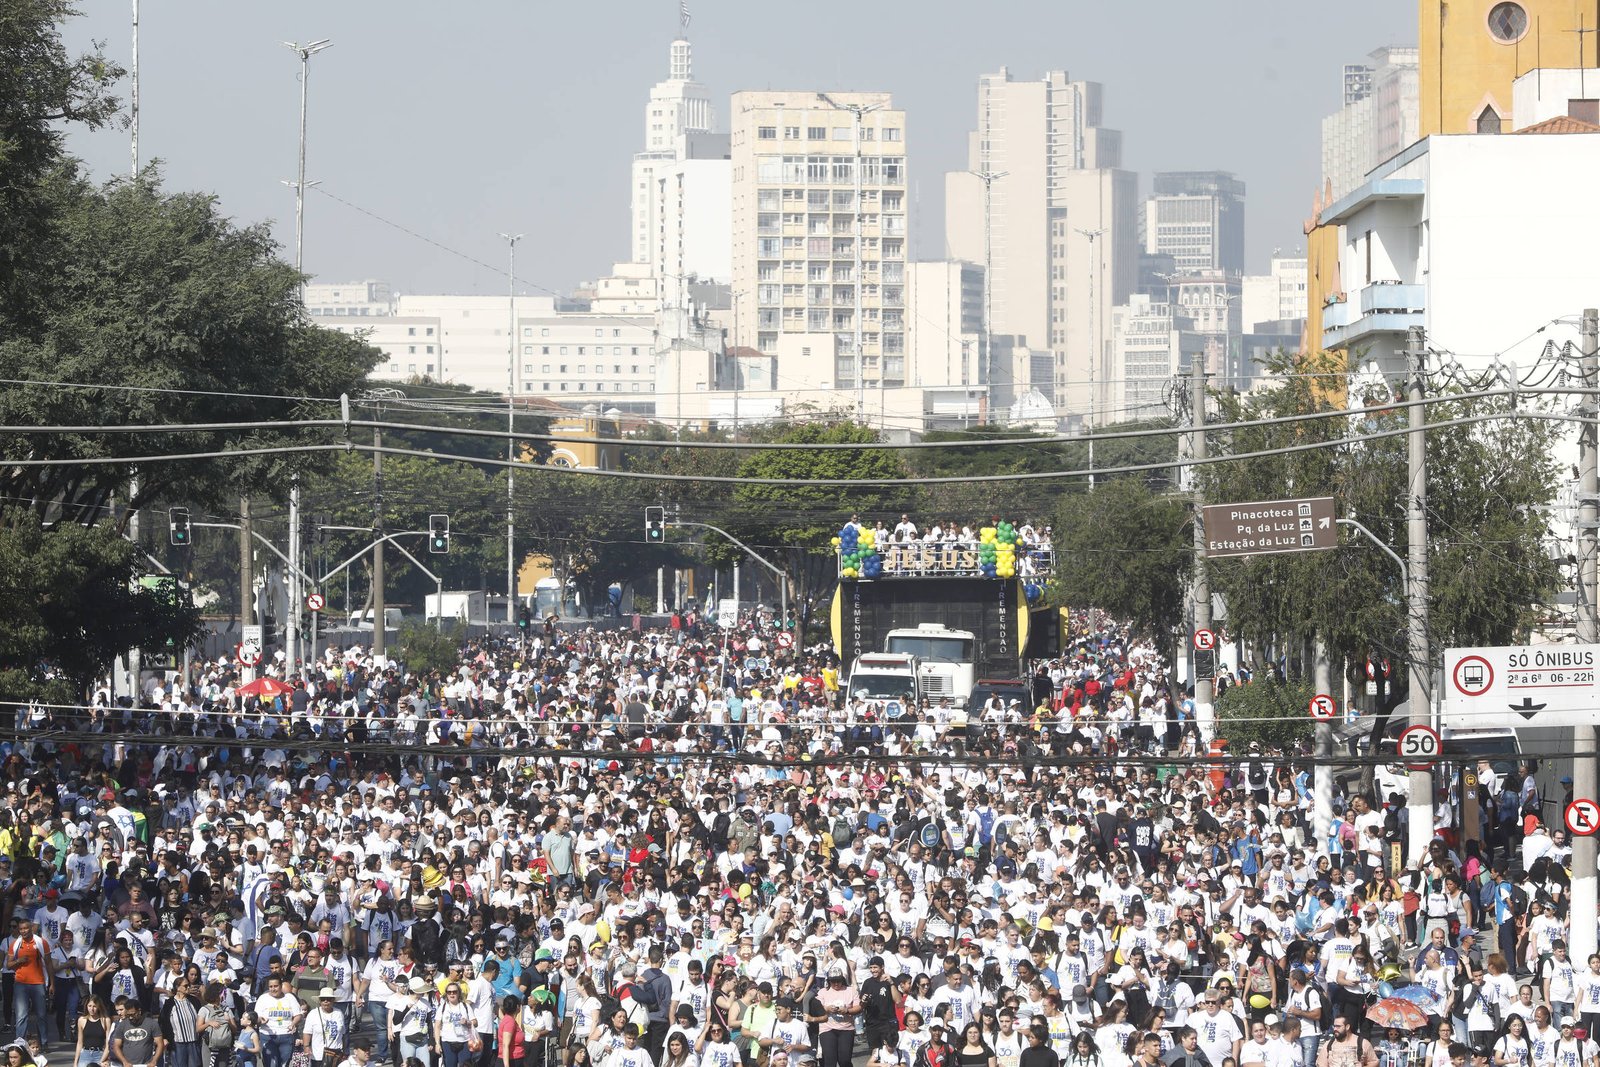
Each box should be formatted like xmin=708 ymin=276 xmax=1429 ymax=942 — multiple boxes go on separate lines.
xmin=1194 ymin=628 xmax=1217 ymax=651
xmin=1452 ymin=654 xmax=1494 ymax=697
xmin=1309 ymin=693 xmax=1338 ymax=720
xmin=1397 ymin=724 xmax=1441 ymax=770
xmin=775 ymin=632 xmax=793 ymax=649
xmin=1566 ymin=799 xmax=1600 ymax=837
xmin=236 ymin=643 xmax=262 ymax=667
xmin=305 ymin=592 xmax=326 ymax=612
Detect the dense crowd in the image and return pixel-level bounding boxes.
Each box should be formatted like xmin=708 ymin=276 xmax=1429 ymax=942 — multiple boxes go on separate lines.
xmin=0 ymin=617 xmax=1591 ymax=1067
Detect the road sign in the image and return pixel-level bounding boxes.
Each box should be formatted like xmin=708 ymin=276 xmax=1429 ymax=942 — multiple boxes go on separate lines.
xmin=241 ymin=624 xmax=263 ymax=647
xmin=717 ymin=599 xmax=738 ymax=629
xmin=1201 ymin=496 xmax=1337 ymax=558
xmin=1309 ymin=693 xmax=1338 ymax=721
xmin=1443 ymin=645 xmax=1600 ymax=729
xmin=1566 ymin=799 xmax=1600 ymax=837
xmin=1193 ymin=628 xmax=1217 ymax=651
xmin=1397 ymin=724 xmax=1441 ymax=770
xmin=775 ymin=632 xmax=794 ymax=649
xmin=305 ymin=592 xmax=326 ymax=612
xmin=237 ymin=643 xmax=262 ymax=667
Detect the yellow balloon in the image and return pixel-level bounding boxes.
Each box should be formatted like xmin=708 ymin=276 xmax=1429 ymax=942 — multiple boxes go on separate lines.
xmin=831 ymin=537 xmax=841 ymax=547
xmin=739 ymin=884 xmax=752 ymax=899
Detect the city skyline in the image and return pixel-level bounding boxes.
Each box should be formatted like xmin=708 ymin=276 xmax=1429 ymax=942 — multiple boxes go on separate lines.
xmin=62 ymin=0 xmax=1413 ymax=296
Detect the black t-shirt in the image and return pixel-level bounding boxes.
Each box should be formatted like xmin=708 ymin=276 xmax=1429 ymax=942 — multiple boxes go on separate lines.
xmin=860 ymin=976 xmax=896 ymax=1025
xmin=1019 ymin=1048 xmax=1060 ymax=1067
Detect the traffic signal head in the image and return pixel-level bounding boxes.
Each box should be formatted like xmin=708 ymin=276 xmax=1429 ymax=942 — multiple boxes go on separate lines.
xmin=645 ymin=506 xmax=665 ymax=543
xmin=169 ymin=507 xmax=191 ymax=547
xmin=518 ymin=607 xmax=531 ymax=629
xmin=428 ymin=513 xmax=450 ymax=554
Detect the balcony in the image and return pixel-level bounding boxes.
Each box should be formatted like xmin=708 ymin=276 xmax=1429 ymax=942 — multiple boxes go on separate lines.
xmin=1323 ymin=282 xmax=1424 ymax=350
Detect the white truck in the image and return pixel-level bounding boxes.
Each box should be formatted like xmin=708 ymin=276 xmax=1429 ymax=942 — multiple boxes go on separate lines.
xmin=846 ymin=652 xmax=922 ymax=703
xmin=884 ymin=623 xmax=978 ymax=703
xmin=426 ymin=590 xmax=489 ymax=623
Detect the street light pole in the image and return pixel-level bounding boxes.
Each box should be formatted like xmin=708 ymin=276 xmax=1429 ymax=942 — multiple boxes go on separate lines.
xmin=1574 ymin=306 xmax=1599 ymax=961
xmin=1405 ymin=326 xmax=1434 ymax=865
xmin=969 ymin=170 xmax=1007 ymax=411
xmin=1077 ymin=228 xmax=1105 ymax=484
xmin=500 ymin=232 xmax=523 ymax=627
xmin=818 ymin=94 xmax=884 ymax=424
xmin=283 ymin=40 xmax=332 ymax=300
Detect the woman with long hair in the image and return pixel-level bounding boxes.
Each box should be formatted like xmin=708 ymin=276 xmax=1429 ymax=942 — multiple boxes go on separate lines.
xmin=73 ymin=994 xmax=111 ymax=1067
xmin=955 ymin=1023 xmax=996 ymax=1067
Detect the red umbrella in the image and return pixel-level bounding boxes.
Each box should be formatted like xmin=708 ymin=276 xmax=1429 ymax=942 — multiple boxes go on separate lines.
xmin=1366 ymin=997 xmax=1430 ymax=1031
xmin=235 ymin=676 xmax=293 ymax=698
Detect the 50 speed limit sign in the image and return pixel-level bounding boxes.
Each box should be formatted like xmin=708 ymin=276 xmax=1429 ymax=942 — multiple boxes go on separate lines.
xmin=1397 ymin=724 xmax=1441 ymax=770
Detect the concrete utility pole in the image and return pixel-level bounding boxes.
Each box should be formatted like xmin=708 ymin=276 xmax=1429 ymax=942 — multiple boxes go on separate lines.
xmin=283 ymin=40 xmax=332 ymax=300
xmin=239 ymin=498 xmax=253 ymax=631
xmin=1190 ymin=352 xmax=1214 ymax=736
xmin=1405 ymin=326 xmax=1433 ymax=865
xmin=501 ymin=232 xmax=523 ymax=626
xmin=970 ymin=170 xmax=1007 ymax=401
xmin=1574 ymin=306 xmax=1599 ymax=961
xmin=1313 ymin=637 xmax=1334 ymax=844
xmin=372 ymin=421 xmax=385 ymax=657
xmin=287 ymin=476 xmax=300 ymax=677
xmin=130 ymin=0 xmax=139 ymax=175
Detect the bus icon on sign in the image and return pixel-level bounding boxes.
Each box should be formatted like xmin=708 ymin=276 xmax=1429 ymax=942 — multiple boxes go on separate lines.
xmin=1462 ymin=663 xmax=1485 ymax=689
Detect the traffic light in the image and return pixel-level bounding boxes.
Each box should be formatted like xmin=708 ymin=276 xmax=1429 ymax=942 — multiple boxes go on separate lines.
xmin=169 ymin=507 xmax=191 ymax=547
xmin=428 ymin=513 xmax=450 ymax=554
xmin=518 ymin=606 xmax=531 ymax=630
xmin=645 ymin=506 xmax=665 ymax=543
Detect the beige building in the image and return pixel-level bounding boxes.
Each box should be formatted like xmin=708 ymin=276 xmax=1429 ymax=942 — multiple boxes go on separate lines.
xmin=944 ymin=69 xmax=1136 ymax=418
xmin=1321 ymin=47 xmax=1421 ymax=202
xmin=729 ymin=90 xmax=909 ymax=398
xmin=631 ymin=39 xmax=717 ymax=268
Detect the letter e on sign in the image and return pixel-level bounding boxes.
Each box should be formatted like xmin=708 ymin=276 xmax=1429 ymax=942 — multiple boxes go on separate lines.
xmin=1308 ymin=694 xmax=1338 ymax=721
xmin=1565 ymin=799 xmax=1600 ymax=837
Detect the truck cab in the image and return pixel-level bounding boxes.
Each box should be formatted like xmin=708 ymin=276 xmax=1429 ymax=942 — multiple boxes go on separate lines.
xmin=884 ymin=623 xmax=978 ymax=703
xmin=847 ymin=652 xmax=921 ymax=703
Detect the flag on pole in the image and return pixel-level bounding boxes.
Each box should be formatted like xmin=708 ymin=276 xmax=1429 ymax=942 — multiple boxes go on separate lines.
xmin=680 ymin=0 xmax=691 ymax=28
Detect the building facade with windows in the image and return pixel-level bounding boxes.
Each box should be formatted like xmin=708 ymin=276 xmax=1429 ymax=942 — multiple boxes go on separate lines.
xmin=728 ymin=90 xmax=909 ymax=391
xmin=1112 ymin=295 xmax=1206 ymax=420
xmin=1321 ymin=47 xmax=1420 ymax=202
xmin=631 ymin=39 xmax=717 ymax=269
xmin=1142 ymin=171 xmax=1247 ymax=276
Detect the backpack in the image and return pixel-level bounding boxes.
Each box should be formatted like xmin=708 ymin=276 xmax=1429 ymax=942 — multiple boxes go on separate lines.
xmin=977 ymin=808 xmax=997 ymax=848
xmin=832 ymin=816 xmax=855 ymax=849
xmin=203 ymin=1006 xmax=236 ymax=1049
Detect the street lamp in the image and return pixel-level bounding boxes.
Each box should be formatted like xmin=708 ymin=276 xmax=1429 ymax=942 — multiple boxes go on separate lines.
xmin=283 ymin=39 xmax=332 ymax=302
xmin=1077 ymin=227 xmax=1104 ymax=485
xmin=500 ymin=232 xmax=523 ymax=627
xmin=969 ymin=170 xmax=1007 ymax=407
xmin=817 ymin=93 xmax=885 ymax=425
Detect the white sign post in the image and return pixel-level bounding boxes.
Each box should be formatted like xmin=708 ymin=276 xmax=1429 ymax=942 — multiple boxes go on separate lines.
xmin=1444 ymin=645 xmax=1600 ymax=729
xmin=717 ymin=599 xmax=738 ymax=630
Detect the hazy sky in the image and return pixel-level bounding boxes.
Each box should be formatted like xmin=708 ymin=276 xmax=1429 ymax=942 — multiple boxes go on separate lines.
xmin=63 ymin=1 xmax=1415 ymax=298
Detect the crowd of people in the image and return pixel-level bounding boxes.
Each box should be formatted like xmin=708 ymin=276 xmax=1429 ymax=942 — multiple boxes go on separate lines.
xmin=0 ymin=615 xmax=1590 ymax=1067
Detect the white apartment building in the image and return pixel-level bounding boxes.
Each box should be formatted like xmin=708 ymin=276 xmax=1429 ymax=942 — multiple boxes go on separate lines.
xmin=944 ymin=69 xmax=1135 ymax=415
xmin=905 ymin=260 xmax=984 ymax=390
xmin=631 ymin=39 xmax=717 ymax=269
xmin=1320 ymin=89 xmax=1600 ymax=377
xmin=1113 ymin=295 xmax=1206 ymax=420
xmin=304 ymin=280 xmax=395 ymax=317
xmin=1142 ymin=171 xmax=1247 ymax=276
xmin=1321 ymin=47 xmax=1421 ymax=202
xmin=1242 ymin=255 xmax=1309 ymax=331
xmin=729 ymin=90 xmax=909 ymax=391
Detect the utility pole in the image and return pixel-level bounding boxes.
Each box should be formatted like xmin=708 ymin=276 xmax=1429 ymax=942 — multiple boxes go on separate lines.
xmin=1190 ymin=352 xmax=1214 ymax=737
xmin=283 ymin=40 xmax=331 ymax=301
xmin=1313 ymin=637 xmax=1334 ymax=844
xmin=1078 ymin=228 xmax=1105 ymax=485
xmin=239 ymin=498 xmax=253 ymax=633
xmin=130 ymin=0 xmax=139 ymax=175
xmin=287 ymin=476 xmax=300 ymax=677
xmin=1405 ymin=326 xmax=1433 ymax=865
xmin=372 ymin=421 xmax=385 ymax=657
xmin=501 ymin=232 xmax=523 ymax=626
xmin=970 ymin=170 xmax=1008 ymax=407
xmin=1574 ymin=306 xmax=1599 ymax=961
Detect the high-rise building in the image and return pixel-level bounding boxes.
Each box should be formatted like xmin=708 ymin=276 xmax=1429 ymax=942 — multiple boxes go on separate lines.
xmin=1142 ymin=171 xmax=1246 ymax=276
xmin=944 ymin=68 xmax=1136 ymax=416
xmin=1241 ymin=254 xmax=1308 ymax=332
xmin=1322 ymin=48 xmax=1420 ymax=201
xmin=630 ymin=38 xmax=717 ymax=269
xmin=1112 ymin=294 xmax=1206 ymax=420
xmin=729 ymin=90 xmax=909 ymax=392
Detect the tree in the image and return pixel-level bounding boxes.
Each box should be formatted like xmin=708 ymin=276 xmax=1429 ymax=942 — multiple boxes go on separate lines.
xmin=0 ymin=508 xmax=200 ymax=702
xmin=1052 ymin=476 xmax=1192 ymax=659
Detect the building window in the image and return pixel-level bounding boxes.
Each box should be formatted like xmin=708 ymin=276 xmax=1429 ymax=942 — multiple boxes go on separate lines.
xmin=389 ymin=363 xmax=399 ymax=373
xmin=407 ymin=364 xmax=416 ymax=373
xmin=883 ymin=128 xmax=902 ymax=141
xmin=407 ymin=345 xmax=416 ymax=354
xmin=758 ymin=126 xmax=777 ymax=139
xmin=541 ymin=328 xmax=550 ymax=336
xmin=1476 ymin=105 xmax=1503 ymax=134
xmin=1486 ymin=2 xmax=1528 ymax=42
xmin=542 ymin=365 xmax=550 ymax=373
xmin=784 ymin=126 xmax=800 ymax=139
xmin=808 ymin=126 xmax=826 ymax=139
xmin=407 ymin=327 xmax=416 ymax=336
xmin=426 ymin=346 xmax=434 ymax=354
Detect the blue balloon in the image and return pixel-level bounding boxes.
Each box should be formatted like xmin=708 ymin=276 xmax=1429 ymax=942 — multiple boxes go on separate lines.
xmin=842 ymin=886 xmax=854 ymax=900
xmin=1378 ymin=981 xmax=1396 ymax=998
